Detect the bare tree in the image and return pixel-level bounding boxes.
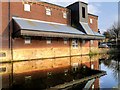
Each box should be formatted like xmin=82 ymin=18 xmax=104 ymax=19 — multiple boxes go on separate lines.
xmin=107 ymin=22 xmax=120 ymax=46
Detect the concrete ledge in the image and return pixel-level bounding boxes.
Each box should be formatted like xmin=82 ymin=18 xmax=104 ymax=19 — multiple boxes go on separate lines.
xmin=49 ymin=71 xmax=106 ymax=90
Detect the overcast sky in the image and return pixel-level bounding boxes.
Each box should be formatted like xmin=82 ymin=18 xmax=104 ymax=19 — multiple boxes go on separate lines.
xmin=41 ymin=0 xmax=119 ymax=34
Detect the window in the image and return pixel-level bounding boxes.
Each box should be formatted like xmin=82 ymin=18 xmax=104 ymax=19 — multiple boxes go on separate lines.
xmin=92 ymin=84 xmax=94 ymax=89
xmin=72 ymin=39 xmax=78 ymax=48
xmin=25 ymin=37 xmax=31 ymax=44
xmin=90 ymin=40 xmax=94 ymax=46
xmin=0 ymin=67 xmax=6 ymax=73
xmin=82 ymin=7 xmax=85 ymax=18
xmin=0 ymin=52 xmax=6 ymax=57
xmin=63 ymin=12 xmax=67 ymax=19
xmin=90 ymin=18 xmax=93 ymax=24
xmin=45 ymin=8 xmax=51 ymax=16
xmin=46 ymin=38 xmax=51 ymax=44
xmin=64 ymin=38 xmax=68 ymax=44
xmin=91 ymin=64 xmax=94 ymax=69
xmin=82 ymin=40 xmax=85 ymax=45
xmin=24 ymin=4 xmax=31 ymax=12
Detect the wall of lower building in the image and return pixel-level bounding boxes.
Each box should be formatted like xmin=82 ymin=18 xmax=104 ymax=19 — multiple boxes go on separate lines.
xmin=12 ymin=37 xmax=91 ymax=61
xmin=0 ymin=36 xmax=100 ymax=62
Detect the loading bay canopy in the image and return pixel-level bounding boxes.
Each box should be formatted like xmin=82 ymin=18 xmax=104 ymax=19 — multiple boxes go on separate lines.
xmin=13 ymin=17 xmax=105 ymax=40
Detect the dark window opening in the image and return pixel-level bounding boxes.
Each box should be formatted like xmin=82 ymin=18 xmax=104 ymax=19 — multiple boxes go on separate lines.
xmin=0 ymin=52 xmax=6 ymax=57
xmin=82 ymin=7 xmax=85 ymax=18
xmin=0 ymin=67 xmax=6 ymax=72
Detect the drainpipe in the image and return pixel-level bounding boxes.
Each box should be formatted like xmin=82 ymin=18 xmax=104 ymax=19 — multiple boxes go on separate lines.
xmin=69 ymin=38 xmax=71 ymax=67
xmin=8 ymin=0 xmax=10 ymax=49
xmin=8 ymin=0 xmax=13 ymax=88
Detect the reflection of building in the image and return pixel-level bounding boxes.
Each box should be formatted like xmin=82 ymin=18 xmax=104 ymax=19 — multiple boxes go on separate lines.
xmin=2 ymin=55 xmax=101 ymax=89
xmin=0 ymin=0 xmax=104 ymax=88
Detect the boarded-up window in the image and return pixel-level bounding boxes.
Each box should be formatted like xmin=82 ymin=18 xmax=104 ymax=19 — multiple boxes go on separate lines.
xmin=90 ymin=18 xmax=93 ymax=24
xmin=25 ymin=37 xmax=31 ymax=44
xmin=64 ymin=38 xmax=68 ymax=44
xmin=90 ymin=40 xmax=94 ymax=46
xmin=24 ymin=4 xmax=31 ymax=12
xmin=46 ymin=38 xmax=51 ymax=44
xmin=91 ymin=64 xmax=94 ymax=69
xmin=0 ymin=52 xmax=6 ymax=57
xmin=45 ymin=8 xmax=52 ymax=16
xmin=82 ymin=40 xmax=85 ymax=45
xmin=92 ymin=84 xmax=95 ymax=89
xmin=63 ymin=12 xmax=67 ymax=19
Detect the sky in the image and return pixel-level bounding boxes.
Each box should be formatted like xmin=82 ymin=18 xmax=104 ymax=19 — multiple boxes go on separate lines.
xmin=40 ymin=0 xmax=119 ymax=34
xmin=89 ymin=2 xmax=118 ymax=33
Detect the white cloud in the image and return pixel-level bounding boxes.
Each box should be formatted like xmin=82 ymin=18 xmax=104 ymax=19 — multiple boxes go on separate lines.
xmin=88 ymin=4 xmax=101 ymax=15
xmin=99 ymin=29 xmax=107 ymax=34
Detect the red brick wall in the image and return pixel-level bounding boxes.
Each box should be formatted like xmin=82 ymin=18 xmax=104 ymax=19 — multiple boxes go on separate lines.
xmin=93 ymin=40 xmax=98 ymax=47
xmin=1 ymin=2 xmax=9 ymax=49
xmin=0 ymin=2 xmax=2 ymax=49
xmin=10 ymin=1 xmax=70 ymax=24
xmin=88 ymin=14 xmax=98 ymax=47
xmin=0 ymin=2 xmax=2 ymax=35
xmin=13 ymin=37 xmax=69 ymax=49
xmin=88 ymin=14 xmax=98 ymax=32
xmin=81 ymin=40 xmax=90 ymax=47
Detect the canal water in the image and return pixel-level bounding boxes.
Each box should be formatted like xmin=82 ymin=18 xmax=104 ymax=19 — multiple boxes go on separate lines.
xmin=99 ymin=53 xmax=120 ymax=89
xmin=1 ymin=53 xmax=120 ymax=90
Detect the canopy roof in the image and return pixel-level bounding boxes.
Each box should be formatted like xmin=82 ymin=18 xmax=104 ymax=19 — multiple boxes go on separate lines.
xmin=13 ymin=17 xmax=105 ymax=40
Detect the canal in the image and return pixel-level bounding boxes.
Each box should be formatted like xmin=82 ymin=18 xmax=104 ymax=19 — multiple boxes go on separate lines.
xmin=99 ymin=53 xmax=120 ymax=89
xmin=1 ymin=53 xmax=120 ymax=89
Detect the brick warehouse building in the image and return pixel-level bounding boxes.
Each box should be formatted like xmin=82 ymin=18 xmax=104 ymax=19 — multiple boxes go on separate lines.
xmin=0 ymin=0 xmax=104 ymax=89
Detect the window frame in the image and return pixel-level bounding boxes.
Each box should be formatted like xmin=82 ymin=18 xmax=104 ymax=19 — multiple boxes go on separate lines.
xmin=92 ymin=84 xmax=95 ymax=89
xmin=90 ymin=40 xmax=94 ymax=46
xmin=64 ymin=38 xmax=68 ymax=44
xmin=24 ymin=37 xmax=31 ymax=44
xmin=82 ymin=7 xmax=85 ymax=18
xmin=72 ymin=39 xmax=78 ymax=48
xmin=24 ymin=4 xmax=31 ymax=12
xmin=46 ymin=38 xmax=52 ymax=44
xmin=90 ymin=18 xmax=93 ymax=24
xmin=45 ymin=8 xmax=52 ymax=16
xmin=82 ymin=40 xmax=85 ymax=45
xmin=91 ymin=64 xmax=94 ymax=69
xmin=63 ymin=12 xmax=67 ymax=19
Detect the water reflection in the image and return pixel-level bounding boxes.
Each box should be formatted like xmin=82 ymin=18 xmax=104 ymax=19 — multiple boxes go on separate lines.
xmin=1 ymin=55 xmax=109 ymax=90
xmin=99 ymin=53 xmax=120 ymax=89
xmin=11 ymin=55 xmax=101 ymax=89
